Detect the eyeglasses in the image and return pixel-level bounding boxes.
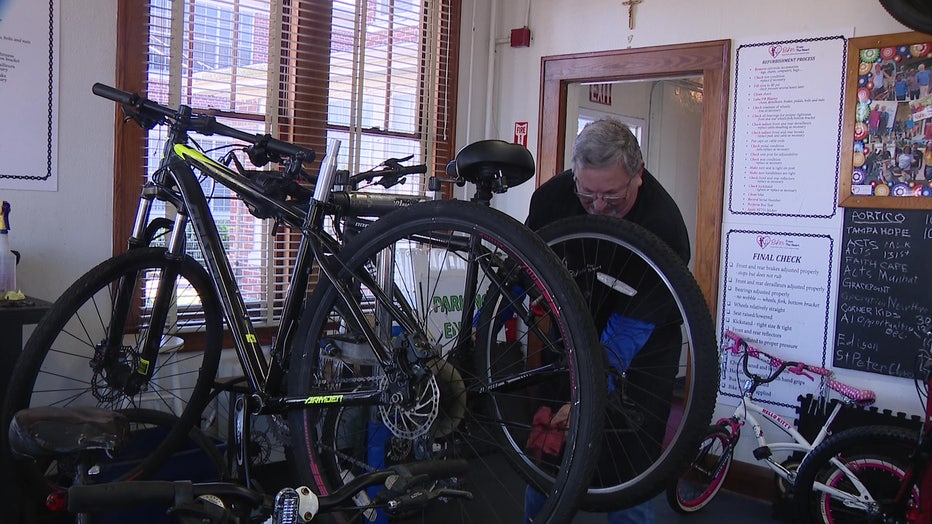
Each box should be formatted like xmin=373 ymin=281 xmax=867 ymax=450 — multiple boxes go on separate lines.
xmin=574 ymin=176 xmax=635 ymax=206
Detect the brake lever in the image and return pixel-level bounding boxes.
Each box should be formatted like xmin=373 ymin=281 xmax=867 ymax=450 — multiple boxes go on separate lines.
xmin=383 ymin=484 xmax=473 ymax=513
xmin=383 ymin=154 xmax=414 ymax=169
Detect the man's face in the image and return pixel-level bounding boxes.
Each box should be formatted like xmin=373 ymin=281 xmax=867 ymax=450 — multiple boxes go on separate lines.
xmin=573 ymin=162 xmax=642 ymax=217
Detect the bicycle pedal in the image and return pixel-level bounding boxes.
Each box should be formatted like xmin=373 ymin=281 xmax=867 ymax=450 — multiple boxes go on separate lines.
xmin=752 ymin=445 xmax=772 ymax=460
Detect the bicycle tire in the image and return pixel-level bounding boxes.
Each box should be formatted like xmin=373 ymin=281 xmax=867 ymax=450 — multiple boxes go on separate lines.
xmin=793 ymin=425 xmax=919 ymax=523
xmin=287 ymin=200 xmax=605 ymax=524
xmin=528 ymin=215 xmax=719 ymax=510
xmin=879 ymin=0 xmax=932 ymax=34
xmin=2 ymin=248 xmax=223 ymax=501
xmin=665 ymin=424 xmax=733 ymax=513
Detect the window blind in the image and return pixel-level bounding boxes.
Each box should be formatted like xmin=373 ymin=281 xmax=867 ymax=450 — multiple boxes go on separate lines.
xmin=118 ymin=0 xmax=459 ymax=333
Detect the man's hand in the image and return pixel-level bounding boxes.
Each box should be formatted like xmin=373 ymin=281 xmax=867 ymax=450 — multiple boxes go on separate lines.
xmin=526 ymin=403 xmax=571 ymax=460
xmin=550 ymin=403 xmax=571 ymax=429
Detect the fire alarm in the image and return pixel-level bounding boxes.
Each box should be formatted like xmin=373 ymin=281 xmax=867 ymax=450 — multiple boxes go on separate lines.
xmin=510 ymin=27 xmax=531 ymax=48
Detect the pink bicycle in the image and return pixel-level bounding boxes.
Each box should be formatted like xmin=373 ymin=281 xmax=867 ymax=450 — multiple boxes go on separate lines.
xmin=666 ymin=330 xmax=876 ymax=513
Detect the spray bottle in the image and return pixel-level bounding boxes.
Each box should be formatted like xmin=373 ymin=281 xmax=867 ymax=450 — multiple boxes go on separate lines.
xmin=0 ymin=201 xmax=17 ymax=294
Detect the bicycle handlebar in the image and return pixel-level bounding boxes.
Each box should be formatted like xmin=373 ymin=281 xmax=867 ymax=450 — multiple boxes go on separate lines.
xmin=724 ymin=330 xmax=827 ymax=382
xmin=92 ymin=83 xmax=316 ymax=163
xmin=348 ymin=159 xmax=428 ymax=189
xmin=67 ymin=459 xmax=470 ymax=517
xmin=68 ymin=481 xmax=263 ymax=513
xmin=723 ymin=330 xmax=876 ymax=405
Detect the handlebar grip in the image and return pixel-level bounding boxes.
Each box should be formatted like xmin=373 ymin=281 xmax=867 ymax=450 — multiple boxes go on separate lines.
xmin=92 ymin=82 xmax=176 ymax=121
xmin=802 ymin=364 xmax=831 ymax=377
xmin=398 ymin=164 xmax=428 ymax=176
xmin=92 ymin=83 xmax=136 ymax=105
xmin=69 ymin=481 xmax=186 ymax=512
xmin=264 ymin=135 xmax=316 ymax=163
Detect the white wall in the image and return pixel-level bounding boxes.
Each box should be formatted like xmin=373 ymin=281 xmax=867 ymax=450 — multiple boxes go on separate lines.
xmin=4 ymin=1 xmax=117 ymax=302
xmin=458 ymin=0 xmax=909 ymax=219
xmin=455 ymin=0 xmax=922 ymax=465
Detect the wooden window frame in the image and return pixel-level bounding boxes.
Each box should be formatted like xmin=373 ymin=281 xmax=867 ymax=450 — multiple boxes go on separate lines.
xmin=111 ymin=0 xmax=460 ymax=346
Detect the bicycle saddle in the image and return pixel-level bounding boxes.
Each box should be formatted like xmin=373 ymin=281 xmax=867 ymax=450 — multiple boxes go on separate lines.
xmin=449 ymin=139 xmax=535 ymax=188
xmin=8 ymin=406 xmax=129 ymax=460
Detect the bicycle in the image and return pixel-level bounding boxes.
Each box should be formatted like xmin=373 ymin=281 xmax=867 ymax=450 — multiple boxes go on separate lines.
xmin=1 ymin=83 xmax=608 ymax=523
xmin=8 ymin=404 xmax=472 ymax=523
xmin=530 ymin=214 xmax=719 ymax=510
xmin=665 ymin=330 xmax=877 ymax=514
xmin=792 ymin=326 xmax=932 ymax=523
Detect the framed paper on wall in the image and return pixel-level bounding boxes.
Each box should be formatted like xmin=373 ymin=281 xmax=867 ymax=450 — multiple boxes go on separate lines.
xmin=840 ymin=31 xmax=932 ymax=209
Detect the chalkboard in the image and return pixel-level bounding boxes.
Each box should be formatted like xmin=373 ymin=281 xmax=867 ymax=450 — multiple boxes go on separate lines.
xmin=835 ymin=208 xmax=932 ymax=378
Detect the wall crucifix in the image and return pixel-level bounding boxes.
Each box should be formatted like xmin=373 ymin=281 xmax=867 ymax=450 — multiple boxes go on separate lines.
xmin=622 ymin=0 xmax=643 ymax=29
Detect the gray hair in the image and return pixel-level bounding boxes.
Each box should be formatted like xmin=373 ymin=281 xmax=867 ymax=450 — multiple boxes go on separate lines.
xmin=572 ymin=118 xmax=643 ymax=177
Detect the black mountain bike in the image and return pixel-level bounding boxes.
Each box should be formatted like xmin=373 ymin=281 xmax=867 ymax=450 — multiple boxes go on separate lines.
xmin=2 ymin=84 xmax=606 ymax=523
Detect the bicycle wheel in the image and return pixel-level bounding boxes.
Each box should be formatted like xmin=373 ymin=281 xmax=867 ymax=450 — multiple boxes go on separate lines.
xmin=523 ymin=214 xmax=718 ymax=510
xmin=287 ymin=200 xmax=605 ymax=523
xmin=794 ymin=425 xmax=919 ymax=524
xmin=665 ymin=424 xmax=733 ymax=513
xmin=879 ymin=0 xmax=932 ymax=33
xmin=2 ymin=248 xmax=223 ymax=491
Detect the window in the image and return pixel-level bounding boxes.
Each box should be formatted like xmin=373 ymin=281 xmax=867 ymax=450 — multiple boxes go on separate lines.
xmin=577 ymin=108 xmax=644 ymax=144
xmin=113 ymin=0 xmax=460 ymax=340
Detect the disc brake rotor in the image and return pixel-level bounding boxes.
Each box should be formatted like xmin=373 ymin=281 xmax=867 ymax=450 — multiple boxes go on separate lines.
xmin=379 ymin=373 xmax=440 ymax=439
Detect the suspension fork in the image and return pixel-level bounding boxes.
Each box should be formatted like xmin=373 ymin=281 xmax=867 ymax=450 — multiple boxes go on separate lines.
xmin=703 ymin=418 xmax=740 ymax=475
xmin=93 ymin=187 xmax=183 ymax=392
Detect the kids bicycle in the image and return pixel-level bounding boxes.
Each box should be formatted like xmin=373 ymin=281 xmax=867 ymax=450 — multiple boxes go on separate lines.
xmin=792 ymin=324 xmax=932 ymax=523
xmin=666 ymin=330 xmax=876 ymax=514
xmin=1 ymin=83 xmax=608 ymax=523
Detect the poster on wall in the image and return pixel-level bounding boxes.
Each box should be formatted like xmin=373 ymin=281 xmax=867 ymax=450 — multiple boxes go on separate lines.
xmin=838 ymin=32 xmax=932 ymax=209
xmin=728 ymin=36 xmax=846 ymax=218
xmin=0 ymin=0 xmax=59 ymax=191
xmin=719 ymin=229 xmax=835 ymax=410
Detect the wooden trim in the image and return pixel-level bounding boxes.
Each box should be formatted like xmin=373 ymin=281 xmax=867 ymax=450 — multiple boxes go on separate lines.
xmin=537 ymin=40 xmax=731 ymax=314
xmin=436 ymin=0 xmax=461 ymax=199
xmin=112 ymin=0 xmax=149 ymax=256
xmin=721 ymin=458 xmax=777 ymax=503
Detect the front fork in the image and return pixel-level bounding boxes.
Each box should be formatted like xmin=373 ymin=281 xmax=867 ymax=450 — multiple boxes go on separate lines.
xmin=92 ymin=185 xmax=188 ymax=397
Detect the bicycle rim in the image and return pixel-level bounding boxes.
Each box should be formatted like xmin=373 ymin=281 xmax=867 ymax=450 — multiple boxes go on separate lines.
xmin=288 ymin=200 xmax=604 ymax=523
xmin=795 ymin=425 xmax=919 ymax=524
xmin=819 ymin=456 xmax=913 ymax=523
xmin=534 ymin=214 xmax=719 ymax=510
xmin=666 ymin=425 xmax=732 ymax=513
xmin=3 ymin=249 xmax=223 ymax=490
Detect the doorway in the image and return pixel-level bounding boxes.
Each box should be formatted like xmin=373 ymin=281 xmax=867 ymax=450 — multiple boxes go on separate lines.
xmin=537 ymin=40 xmax=730 ymax=313
xmin=565 ymin=79 xmax=703 ymax=266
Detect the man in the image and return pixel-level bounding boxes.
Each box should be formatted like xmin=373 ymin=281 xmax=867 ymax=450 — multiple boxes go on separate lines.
xmin=524 ymin=118 xmax=690 ymax=523
xmin=917 ymin=63 xmax=930 ymax=98
xmin=527 ymin=119 xmax=689 ymax=260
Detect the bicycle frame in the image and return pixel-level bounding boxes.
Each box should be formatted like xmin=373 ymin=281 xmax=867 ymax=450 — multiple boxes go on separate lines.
xmin=127 ymin=137 xmax=489 ymax=406
xmin=815 ymin=361 xmax=932 ymax=520
xmin=720 ymin=386 xmax=844 ymax=486
xmin=115 ymin=123 xmax=532 ymax=429
xmin=715 ymin=331 xmax=881 ymax=512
